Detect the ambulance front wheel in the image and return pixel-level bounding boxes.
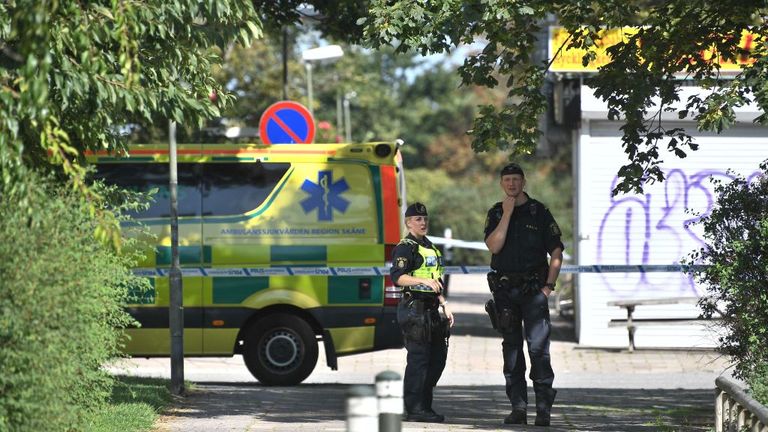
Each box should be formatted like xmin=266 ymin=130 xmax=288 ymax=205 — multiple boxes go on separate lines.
xmin=243 ymin=313 xmax=319 ymax=385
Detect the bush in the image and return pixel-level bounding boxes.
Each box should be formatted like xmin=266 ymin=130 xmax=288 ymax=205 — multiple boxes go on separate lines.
xmin=748 ymin=363 xmax=768 ymax=406
xmin=0 ymin=172 xmax=142 ymax=431
xmin=686 ymin=160 xmax=768 ymax=397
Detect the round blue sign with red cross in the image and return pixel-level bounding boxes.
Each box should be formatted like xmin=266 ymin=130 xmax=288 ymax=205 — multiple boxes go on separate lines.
xmin=259 ymin=101 xmax=316 ymax=144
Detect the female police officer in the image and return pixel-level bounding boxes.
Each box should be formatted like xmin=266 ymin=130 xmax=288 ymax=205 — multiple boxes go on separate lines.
xmin=390 ymin=202 xmax=454 ymax=423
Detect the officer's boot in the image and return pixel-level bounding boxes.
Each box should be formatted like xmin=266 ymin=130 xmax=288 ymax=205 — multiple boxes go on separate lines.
xmin=422 ymin=391 xmax=445 ymax=422
xmin=534 ymin=388 xmax=557 ymax=426
xmin=504 ymin=409 xmax=527 ymax=425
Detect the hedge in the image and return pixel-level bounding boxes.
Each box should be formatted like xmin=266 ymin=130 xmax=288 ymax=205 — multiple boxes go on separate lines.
xmin=0 ymin=172 xmax=144 ymax=431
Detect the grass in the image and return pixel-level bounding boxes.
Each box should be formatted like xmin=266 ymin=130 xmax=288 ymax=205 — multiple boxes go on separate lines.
xmin=643 ymin=406 xmax=711 ymax=431
xmin=86 ymin=375 xmax=173 ymax=432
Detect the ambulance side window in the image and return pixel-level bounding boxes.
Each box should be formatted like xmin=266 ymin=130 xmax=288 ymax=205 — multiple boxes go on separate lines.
xmin=94 ymin=163 xmax=202 ymax=218
xmin=202 ymin=162 xmax=290 ymax=216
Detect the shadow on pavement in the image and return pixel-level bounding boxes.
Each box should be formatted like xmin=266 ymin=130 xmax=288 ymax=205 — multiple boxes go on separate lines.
xmin=169 ymin=383 xmax=713 ymax=431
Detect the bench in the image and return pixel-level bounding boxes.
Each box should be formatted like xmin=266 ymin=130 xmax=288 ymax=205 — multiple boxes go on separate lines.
xmin=607 ymin=297 xmax=704 ymax=352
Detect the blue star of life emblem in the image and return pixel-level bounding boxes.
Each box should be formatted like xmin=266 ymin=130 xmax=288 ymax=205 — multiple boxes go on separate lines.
xmin=300 ymin=170 xmax=350 ymax=221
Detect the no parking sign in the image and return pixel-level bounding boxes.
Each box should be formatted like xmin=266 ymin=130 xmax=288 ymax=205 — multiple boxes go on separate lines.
xmin=259 ymin=101 xmax=316 ymax=144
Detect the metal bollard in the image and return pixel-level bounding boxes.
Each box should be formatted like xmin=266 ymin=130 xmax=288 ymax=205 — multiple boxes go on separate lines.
xmin=347 ymin=384 xmax=378 ymax=432
xmin=376 ymin=371 xmax=403 ymax=432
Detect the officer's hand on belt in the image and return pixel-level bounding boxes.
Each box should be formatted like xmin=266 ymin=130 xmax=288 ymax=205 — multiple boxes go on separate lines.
xmin=419 ymin=278 xmax=443 ymax=293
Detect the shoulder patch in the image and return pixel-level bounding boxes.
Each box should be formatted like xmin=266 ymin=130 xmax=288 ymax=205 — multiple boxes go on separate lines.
xmin=486 ymin=203 xmax=502 ymax=230
xmin=395 ymin=257 xmax=408 ymax=268
xmin=549 ymin=221 xmax=561 ymax=236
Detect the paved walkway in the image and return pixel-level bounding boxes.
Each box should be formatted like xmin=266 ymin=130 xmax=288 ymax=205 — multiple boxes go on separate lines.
xmin=110 ymin=275 xmax=733 ymax=431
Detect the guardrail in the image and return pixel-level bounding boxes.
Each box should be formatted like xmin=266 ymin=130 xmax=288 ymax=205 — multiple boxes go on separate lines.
xmin=716 ymin=376 xmax=768 ymax=432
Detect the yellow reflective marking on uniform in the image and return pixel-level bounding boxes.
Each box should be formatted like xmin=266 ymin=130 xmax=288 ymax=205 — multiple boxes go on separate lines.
xmin=327 ymin=327 xmax=375 ymax=353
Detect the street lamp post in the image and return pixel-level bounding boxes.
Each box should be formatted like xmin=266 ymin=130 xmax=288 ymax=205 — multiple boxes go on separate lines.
xmin=343 ymin=91 xmax=357 ymax=143
xmin=301 ymin=45 xmax=344 ymax=137
xmin=305 ymin=62 xmax=314 ymax=113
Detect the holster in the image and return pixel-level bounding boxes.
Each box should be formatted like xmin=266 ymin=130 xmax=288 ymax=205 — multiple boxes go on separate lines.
xmin=398 ymin=294 xmax=445 ymax=344
xmin=487 ymin=271 xmax=509 ymax=294
xmin=485 ymin=272 xmax=523 ymax=333
xmin=485 ymin=299 xmax=499 ymax=330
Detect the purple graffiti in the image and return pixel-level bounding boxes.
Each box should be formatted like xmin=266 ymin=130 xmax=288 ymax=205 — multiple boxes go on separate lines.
xmin=596 ymin=168 xmax=758 ymax=297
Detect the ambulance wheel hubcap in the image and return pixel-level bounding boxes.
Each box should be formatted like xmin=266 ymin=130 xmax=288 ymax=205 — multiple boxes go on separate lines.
xmin=262 ymin=330 xmax=301 ymax=369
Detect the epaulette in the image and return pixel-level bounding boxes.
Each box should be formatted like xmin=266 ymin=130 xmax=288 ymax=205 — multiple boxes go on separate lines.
xmin=398 ymin=238 xmax=420 ymax=257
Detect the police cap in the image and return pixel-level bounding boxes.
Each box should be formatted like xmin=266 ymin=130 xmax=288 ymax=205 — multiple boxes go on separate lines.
xmin=405 ymin=202 xmax=428 ymax=217
xmin=500 ymin=162 xmax=525 ymax=178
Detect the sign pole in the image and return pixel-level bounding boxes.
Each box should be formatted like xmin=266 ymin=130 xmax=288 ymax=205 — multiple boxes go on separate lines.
xmin=282 ymin=26 xmax=288 ymax=100
xmin=168 ymin=120 xmax=185 ymax=395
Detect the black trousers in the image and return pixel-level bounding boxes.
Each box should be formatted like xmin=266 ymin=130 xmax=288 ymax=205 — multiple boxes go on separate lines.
xmin=397 ymin=297 xmax=448 ymax=414
xmin=403 ymin=336 xmax=447 ymax=413
xmin=494 ymin=286 xmax=554 ymax=412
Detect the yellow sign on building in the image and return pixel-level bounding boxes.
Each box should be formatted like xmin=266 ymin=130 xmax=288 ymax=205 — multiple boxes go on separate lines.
xmin=548 ymin=26 xmax=757 ymax=73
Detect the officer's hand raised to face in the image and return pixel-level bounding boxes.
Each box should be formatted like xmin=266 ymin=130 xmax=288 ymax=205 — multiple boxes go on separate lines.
xmin=502 ymin=196 xmax=516 ymax=214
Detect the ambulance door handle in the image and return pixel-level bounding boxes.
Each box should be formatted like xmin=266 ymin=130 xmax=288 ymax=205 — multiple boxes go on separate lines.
xmin=358 ymin=278 xmax=372 ymax=300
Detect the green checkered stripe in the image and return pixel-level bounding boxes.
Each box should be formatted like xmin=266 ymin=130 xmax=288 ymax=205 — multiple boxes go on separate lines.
xmin=139 ymin=244 xmax=387 ymax=306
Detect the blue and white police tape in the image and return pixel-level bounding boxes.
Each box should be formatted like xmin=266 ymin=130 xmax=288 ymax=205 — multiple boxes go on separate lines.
xmin=133 ymin=264 xmax=705 ymax=278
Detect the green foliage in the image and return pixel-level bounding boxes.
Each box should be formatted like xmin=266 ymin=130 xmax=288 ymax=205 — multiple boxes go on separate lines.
xmin=363 ymin=1 xmax=768 ymax=195
xmin=407 ymin=147 xmax=572 ymax=265
xmin=685 ymin=159 xmax=768 ymax=386
xmin=0 ymin=0 xmax=261 ymax=245
xmin=85 ymin=376 xmax=173 ymax=432
xmin=747 ymin=363 xmax=768 ymax=406
xmin=0 ymin=173 xmax=146 ymax=431
xmin=406 ymin=168 xmax=491 ymax=265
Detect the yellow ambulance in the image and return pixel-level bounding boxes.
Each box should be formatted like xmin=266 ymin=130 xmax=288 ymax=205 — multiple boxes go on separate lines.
xmin=89 ymin=142 xmax=405 ymax=385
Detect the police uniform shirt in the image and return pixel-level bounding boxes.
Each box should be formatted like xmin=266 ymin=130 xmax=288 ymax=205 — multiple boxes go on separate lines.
xmin=390 ymin=233 xmax=440 ymax=295
xmin=484 ymin=193 xmax=565 ymax=274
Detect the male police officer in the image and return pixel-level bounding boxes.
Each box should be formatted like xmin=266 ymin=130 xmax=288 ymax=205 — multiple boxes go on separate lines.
xmin=391 ymin=202 xmax=454 ymax=423
xmin=484 ymin=163 xmax=563 ymax=426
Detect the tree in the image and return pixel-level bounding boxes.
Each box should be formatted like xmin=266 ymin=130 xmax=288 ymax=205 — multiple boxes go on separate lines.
xmin=685 ymin=162 xmax=768 ymax=403
xmin=362 ymin=1 xmax=768 ymax=195
xmin=0 ymin=0 xmax=261 ymax=243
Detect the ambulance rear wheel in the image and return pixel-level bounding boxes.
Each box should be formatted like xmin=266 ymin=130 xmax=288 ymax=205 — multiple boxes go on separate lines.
xmin=243 ymin=313 xmax=318 ymax=385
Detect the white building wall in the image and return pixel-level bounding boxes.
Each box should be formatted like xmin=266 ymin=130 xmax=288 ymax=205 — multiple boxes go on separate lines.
xmin=576 ymin=85 xmax=767 ymax=348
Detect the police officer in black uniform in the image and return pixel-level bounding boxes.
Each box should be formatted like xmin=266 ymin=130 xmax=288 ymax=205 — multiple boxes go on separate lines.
xmin=484 ymin=163 xmax=564 ymax=427
xmin=391 ymin=202 xmax=454 ymax=423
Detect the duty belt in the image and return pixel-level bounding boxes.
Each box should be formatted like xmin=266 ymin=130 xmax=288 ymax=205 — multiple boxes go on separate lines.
xmin=402 ymin=291 xmax=440 ymax=310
